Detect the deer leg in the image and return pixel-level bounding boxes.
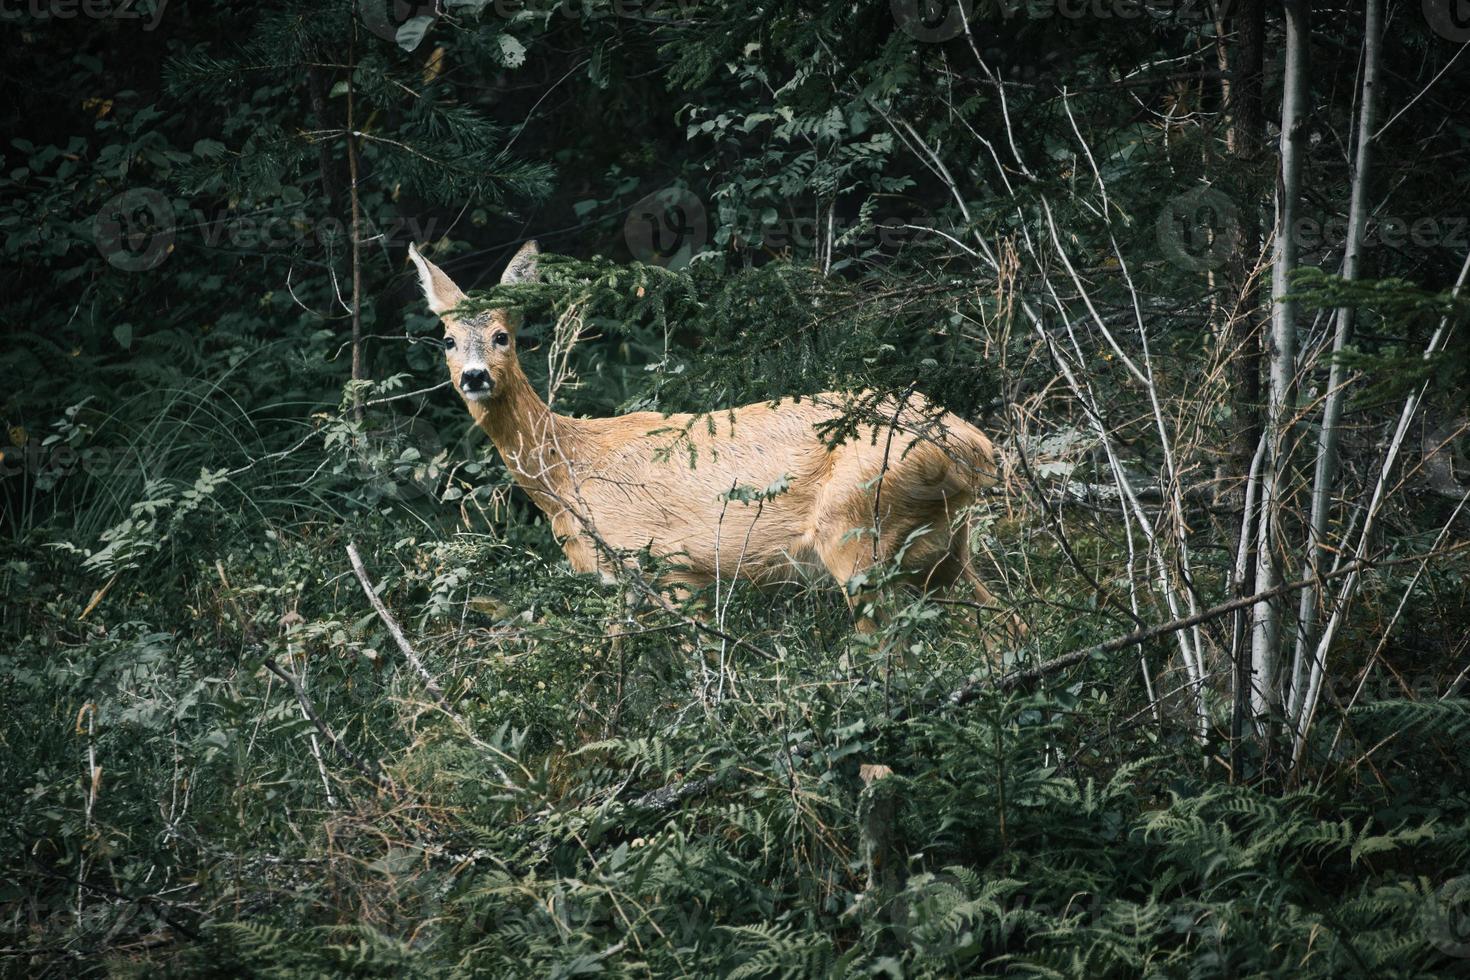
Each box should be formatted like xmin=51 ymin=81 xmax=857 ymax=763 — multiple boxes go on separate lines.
xmin=817 ymin=534 xmax=883 ymax=634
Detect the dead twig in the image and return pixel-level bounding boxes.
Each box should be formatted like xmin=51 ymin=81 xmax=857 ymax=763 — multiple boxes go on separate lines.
xmin=263 ymin=656 xmax=387 ymax=789
xmin=346 ymin=543 xmax=530 ymax=790
xmin=949 ymin=542 xmax=1470 ymax=708
xmin=346 ymin=541 xmax=460 ymax=717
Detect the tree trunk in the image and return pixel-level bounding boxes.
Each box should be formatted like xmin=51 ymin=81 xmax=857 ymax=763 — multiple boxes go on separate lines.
xmin=347 ymin=44 xmax=365 ymax=422
xmin=1218 ymin=0 xmax=1268 ymax=771
xmin=1288 ymin=0 xmax=1382 ymax=728
xmin=1251 ymin=0 xmax=1310 ymax=728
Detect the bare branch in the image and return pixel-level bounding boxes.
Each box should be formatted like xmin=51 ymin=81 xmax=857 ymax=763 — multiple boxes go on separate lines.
xmin=263 ymin=657 xmax=386 ymax=789
xmin=346 ymin=541 xmax=459 ymax=715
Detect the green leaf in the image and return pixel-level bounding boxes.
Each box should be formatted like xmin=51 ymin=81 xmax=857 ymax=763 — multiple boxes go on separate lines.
xmin=396 ymin=15 xmax=436 ymax=52
xmin=497 ymin=34 xmax=527 ymax=68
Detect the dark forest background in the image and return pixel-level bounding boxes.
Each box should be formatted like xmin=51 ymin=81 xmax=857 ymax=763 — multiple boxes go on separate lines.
xmin=4 ymin=0 xmax=1470 ymax=975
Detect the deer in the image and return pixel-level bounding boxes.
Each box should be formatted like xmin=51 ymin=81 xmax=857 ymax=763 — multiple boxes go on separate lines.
xmin=407 ymin=240 xmax=1011 ymax=635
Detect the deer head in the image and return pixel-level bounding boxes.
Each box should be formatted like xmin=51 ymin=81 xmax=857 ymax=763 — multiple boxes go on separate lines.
xmin=407 ymin=240 xmax=540 ymax=405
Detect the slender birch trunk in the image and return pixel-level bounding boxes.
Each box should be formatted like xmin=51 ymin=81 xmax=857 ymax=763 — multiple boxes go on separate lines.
xmin=1288 ymin=0 xmax=1383 ymax=727
xmin=1291 ymin=248 xmax=1470 ymax=762
xmin=1251 ymin=0 xmax=1310 ymax=725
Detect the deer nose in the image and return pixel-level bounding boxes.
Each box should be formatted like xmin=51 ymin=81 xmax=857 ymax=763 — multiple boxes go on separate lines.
xmin=460 ymin=368 xmax=492 ymax=395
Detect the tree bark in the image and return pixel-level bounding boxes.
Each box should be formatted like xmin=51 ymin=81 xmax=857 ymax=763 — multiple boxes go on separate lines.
xmin=1224 ymin=0 xmax=1266 ymax=522
xmin=1290 ymin=249 xmax=1470 ymax=763
xmin=1218 ymin=0 xmax=1268 ymax=772
xmin=1289 ymin=0 xmax=1382 ymax=726
xmin=347 ymin=42 xmax=365 ymax=422
xmin=1251 ymin=0 xmax=1309 ymax=731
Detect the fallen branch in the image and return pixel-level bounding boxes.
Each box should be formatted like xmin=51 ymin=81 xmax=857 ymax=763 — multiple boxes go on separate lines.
xmin=347 ymin=541 xmax=459 ymax=717
xmin=263 ymin=656 xmax=386 ymax=788
xmin=630 ymin=541 xmax=1470 ymax=812
xmin=347 ymin=543 xmax=529 ymax=789
xmin=950 ymin=542 xmax=1470 ymax=707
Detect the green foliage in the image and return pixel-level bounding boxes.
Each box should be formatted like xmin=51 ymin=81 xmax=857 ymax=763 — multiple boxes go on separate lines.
xmin=1287 ymin=267 xmax=1470 ymax=411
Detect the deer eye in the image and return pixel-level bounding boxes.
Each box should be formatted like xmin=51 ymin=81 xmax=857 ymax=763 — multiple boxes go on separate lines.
xmin=443 ymin=336 xmax=456 ymax=351
xmin=492 ymin=331 xmax=510 ymax=348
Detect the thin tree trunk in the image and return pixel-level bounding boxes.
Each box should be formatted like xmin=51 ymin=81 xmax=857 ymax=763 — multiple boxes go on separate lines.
xmin=305 ymin=65 xmax=341 ymax=211
xmin=347 ymin=45 xmax=365 ymax=422
xmin=1291 ymin=248 xmax=1470 ymax=763
xmin=1288 ymin=0 xmax=1382 ymax=727
xmin=1231 ymin=431 xmax=1267 ymax=768
xmin=1218 ymin=0 xmax=1267 ymax=772
xmin=1251 ymin=0 xmax=1310 ymax=727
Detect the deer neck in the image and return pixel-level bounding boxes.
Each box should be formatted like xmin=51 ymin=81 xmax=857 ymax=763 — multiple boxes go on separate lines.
xmin=470 ymin=359 xmax=583 ymax=499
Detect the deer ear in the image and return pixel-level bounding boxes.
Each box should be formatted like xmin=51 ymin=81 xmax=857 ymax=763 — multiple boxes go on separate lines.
xmin=500 ymin=240 xmax=540 ymax=285
xmin=407 ymin=243 xmax=467 ymax=316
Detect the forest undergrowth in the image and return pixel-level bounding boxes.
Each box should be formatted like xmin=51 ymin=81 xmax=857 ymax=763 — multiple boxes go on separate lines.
xmin=3 ymin=260 xmax=1469 ymax=977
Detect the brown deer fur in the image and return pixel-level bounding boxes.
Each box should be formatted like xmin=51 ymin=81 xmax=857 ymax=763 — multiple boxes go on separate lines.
xmin=408 ymin=240 xmax=1005 ymax=623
